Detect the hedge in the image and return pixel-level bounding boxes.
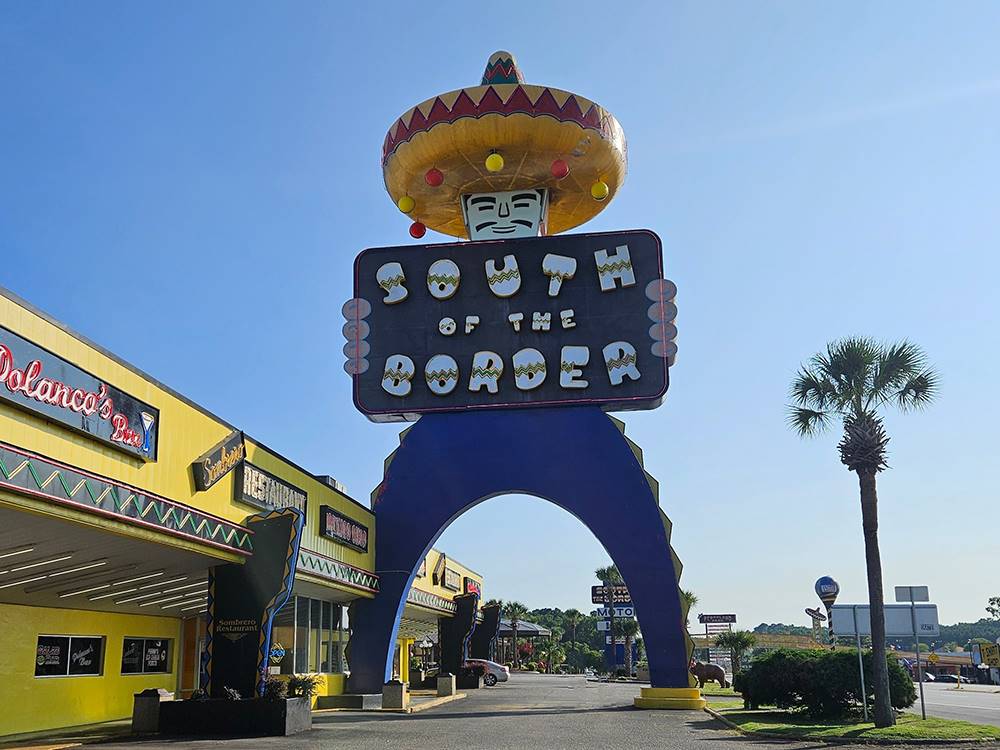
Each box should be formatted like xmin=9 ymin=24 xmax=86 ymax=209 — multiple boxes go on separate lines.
xmin=733 ymin=648 xmax=916 ymax=718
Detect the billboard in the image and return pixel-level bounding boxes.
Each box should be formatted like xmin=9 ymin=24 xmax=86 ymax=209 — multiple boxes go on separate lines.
xmin=830 ymin=604 xmax=940 ymax=637
xmin=347 ymin=230 xmax=676 ymax=421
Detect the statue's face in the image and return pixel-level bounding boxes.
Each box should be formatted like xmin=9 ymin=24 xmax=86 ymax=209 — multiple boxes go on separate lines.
xmin=462 ymin=189 xmax=547 ymax=240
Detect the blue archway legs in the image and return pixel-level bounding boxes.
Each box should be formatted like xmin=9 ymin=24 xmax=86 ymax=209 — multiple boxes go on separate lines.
xmin=346 ymin=407 xmax=691 ymax=695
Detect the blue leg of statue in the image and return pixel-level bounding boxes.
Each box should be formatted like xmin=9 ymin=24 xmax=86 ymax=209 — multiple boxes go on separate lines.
xmin=346 ymin=407 xmax=691 ymax=696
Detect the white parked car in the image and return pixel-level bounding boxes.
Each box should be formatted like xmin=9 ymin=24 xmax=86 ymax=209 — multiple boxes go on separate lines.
xmin=464 ymin=658 xmax=509 ymax=686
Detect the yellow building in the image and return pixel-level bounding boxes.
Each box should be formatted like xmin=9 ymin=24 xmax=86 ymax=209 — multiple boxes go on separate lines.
xmin=0 ymin=287 xmax=478 ymax=738
xmin=393 ymin=549 xmax=483 ymax=682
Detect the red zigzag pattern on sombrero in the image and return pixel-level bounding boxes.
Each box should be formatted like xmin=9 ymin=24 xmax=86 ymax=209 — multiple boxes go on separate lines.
xmin=382 ymin=86 xmax=612 ymax=165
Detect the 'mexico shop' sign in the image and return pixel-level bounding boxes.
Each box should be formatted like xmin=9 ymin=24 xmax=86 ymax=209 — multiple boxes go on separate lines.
xmin=0 ymin=326 xmax=159 ymax=459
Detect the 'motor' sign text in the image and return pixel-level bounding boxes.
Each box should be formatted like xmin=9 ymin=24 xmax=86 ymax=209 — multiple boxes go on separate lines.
xmin=345 ymin=230 xmax=677 ymax=421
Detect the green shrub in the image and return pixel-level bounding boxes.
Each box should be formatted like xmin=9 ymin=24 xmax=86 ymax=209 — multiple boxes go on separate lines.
xmin=735 ymin=649 xmax=916 ymax=718
xmin=261 ymin=677 xmax=288 ymax=701
xmin=287 ymin=674 xmax=322 ymax=698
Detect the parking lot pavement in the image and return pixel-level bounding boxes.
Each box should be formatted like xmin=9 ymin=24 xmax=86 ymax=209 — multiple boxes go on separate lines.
xmin=98 ymin=673 xmax=979 ymax=750
xmin=910 ymin=681 xmax=1000 ymax=726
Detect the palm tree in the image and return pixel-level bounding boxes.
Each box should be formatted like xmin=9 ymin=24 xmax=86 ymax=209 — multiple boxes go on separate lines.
xmin=503 ymin=601 xmax=529 ymax=670
xmin=595 ymin=565 xmax=623 ymax=671
xmin=680 ymin=589 xmax=698 ymax=628
xmin=789 ymin=338 xmax=938 ymax=728
xmin=620 ymin=619 xmax=641 ymax=677
xmin=715 ymin=630 xmax=756 ymax=674
xmin=545 ymin=626 xmax=564 ymax=673
xmin=564 ymin=609 xmax=583 ymax=649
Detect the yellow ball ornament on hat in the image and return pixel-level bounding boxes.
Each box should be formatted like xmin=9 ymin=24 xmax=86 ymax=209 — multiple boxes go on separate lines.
xmin=397 ymin=195 xmax=416 ymax=214
xmin=590 ymin=180 xmax=610 ymax=201
xmin=485 ymin=152 xmax=505 ymax=173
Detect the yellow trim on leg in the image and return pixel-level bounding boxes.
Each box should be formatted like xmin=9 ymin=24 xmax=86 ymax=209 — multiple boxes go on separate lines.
xmin=633 ymin=686 xmax=707 ymax=710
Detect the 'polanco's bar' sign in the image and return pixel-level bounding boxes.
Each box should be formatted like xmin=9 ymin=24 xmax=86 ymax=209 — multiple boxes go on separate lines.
xmin=0 ymin=325 xmax=159 ymax=459
xmin=191 ymin=430 xmax=245 ymax=491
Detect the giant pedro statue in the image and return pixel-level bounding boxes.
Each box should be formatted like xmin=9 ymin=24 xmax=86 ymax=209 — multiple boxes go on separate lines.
xmin=342 ymin=52 xmax=702 ymax=709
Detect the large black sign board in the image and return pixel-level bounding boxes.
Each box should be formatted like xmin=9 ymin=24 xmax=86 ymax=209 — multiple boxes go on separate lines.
xmin=319 ymin=505 xmax=369 ymax=552
xmin=207 ymin=509 xmax=302 ymax=698
xmin=698 ymin=613 xmax=737 ymax=624
xmin=192 ymin=431 xmax=245 ymax=491
xmin=349 ymin=230 xmax=674 ymax=421
xmin=591 ymin=584 xmax=632 ymax=604
xmin=68 ymin=636 xmax=104 ymax=675
xmin=234 ymin=462 xmax=307 ymax=513
xmin=0 ymin=326 xmax=159 ymax=459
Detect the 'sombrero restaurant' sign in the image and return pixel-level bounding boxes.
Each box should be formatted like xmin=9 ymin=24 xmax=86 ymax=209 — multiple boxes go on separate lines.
xmin=347 ymin=229 xmax=676 ymax=421
xmin=319 ymin=504 xmax=369 ymax=552
xmin=0 ymin=325 xmax=159 ymax=459
xmin=234 ymin=462 xmax=307 ymax=513
xmin=191 ymin=430 xmax=245 ymax=491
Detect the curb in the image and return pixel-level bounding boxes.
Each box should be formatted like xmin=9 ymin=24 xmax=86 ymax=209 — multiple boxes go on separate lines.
xmin=702 ymin=707 xmax=1000 ymax=746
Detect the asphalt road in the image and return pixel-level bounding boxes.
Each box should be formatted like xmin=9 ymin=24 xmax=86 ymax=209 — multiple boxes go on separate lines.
xmin=96 ymin=673 xmax=987 ymax=750
xmin=910 ymin=681 xmax=1000 ymax=726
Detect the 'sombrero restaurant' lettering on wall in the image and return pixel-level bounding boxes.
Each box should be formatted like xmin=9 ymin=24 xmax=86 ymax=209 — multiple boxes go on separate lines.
xmin=0 ymin=286 xmax=484 ymax=738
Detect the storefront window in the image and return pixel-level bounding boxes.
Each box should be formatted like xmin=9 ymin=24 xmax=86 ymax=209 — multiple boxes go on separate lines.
xmin=284 ymin=595 xmax=348 ymax=675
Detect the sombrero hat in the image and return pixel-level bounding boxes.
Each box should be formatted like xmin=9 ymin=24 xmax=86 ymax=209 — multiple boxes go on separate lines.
xmin=383 ymin=51 xmax=628 ymax=239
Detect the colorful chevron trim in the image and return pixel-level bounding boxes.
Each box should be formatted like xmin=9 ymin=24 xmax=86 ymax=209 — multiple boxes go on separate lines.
xmin=597 ymin=260 xmax=634 ymax=275
xmin=427 ymin=274 xmax=460 ymax=287
xmin=407 ymin=586 xmax=458 ymax=614
xmin=297 ymin=548 xmax=379 ymax=592
xmin=383 ymin=367 xmax=413 ymax=383
xmin=471 ymin=366 xmax=502 ymax=379
xmin=486 ymin=268 xmax=520 ymax=285
xmin=0 ymin=441 xmax=253 ymax=555
xmin=513 ymin=362 xmax=546 ymax=378
xmin=425 ymin=368 xmax=459 ymax=384
xmin=606 ymin=353 xmax=638 ymax=370
xmin=378 ymin=275 xmax=405 ymax=291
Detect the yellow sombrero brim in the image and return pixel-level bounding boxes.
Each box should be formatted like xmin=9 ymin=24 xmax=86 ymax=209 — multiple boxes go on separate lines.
xmin=382 ymin=83 xmax=627 ymax=238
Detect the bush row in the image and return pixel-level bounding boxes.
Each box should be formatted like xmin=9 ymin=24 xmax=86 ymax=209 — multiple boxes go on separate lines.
xmin=733 ymin=648 xmax=916 ymax=718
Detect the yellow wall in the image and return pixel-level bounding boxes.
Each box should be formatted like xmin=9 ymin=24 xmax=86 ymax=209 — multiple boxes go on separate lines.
xmin=0 ymin=291 xmax=375 ymax=574
xmin=0 ymin=603 xmax=181 ymax=737
xmin=412 ymin=549 xmax=484 ymax=601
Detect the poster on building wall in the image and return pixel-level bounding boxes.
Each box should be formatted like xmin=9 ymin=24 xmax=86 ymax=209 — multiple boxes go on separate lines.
xmin=34 ymin=635 xmax=70 ymax=677
xmin=121 ymin=638 xmax=144 ymax=673
xmin=0 ymin=326 xmax=160 ymax=459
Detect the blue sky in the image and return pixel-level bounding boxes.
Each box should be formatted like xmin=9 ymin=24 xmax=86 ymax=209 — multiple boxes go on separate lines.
xmin=2 ymin=2 xmax=998 ymax=628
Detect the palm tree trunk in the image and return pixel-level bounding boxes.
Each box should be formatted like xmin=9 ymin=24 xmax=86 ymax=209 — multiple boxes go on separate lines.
xmin=513 ymin=625 xmax=519 ymax=669
xmin=625 ymin=637 xmax=634 ymax=677
xmin=859 ymin=469 xmax=895 ymax=728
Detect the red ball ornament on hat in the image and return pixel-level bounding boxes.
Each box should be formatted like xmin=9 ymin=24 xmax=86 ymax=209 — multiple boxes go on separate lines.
xmin=551 ymin=159 xmax=570 ymax=180
xmin=409 ymin=221 xmax=427 ymax=239
xmin=424 ymin=168 xmax=444 ymax=187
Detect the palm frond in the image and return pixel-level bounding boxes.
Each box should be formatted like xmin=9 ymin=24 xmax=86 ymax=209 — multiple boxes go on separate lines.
xmin=868 ymin=341 xmax=927 ymax=407
xmin=787 ymin=406 xmax=830 ymax=436
xmin=789 ymin=368 xmax=838 ymax=409
xmin=895 ymin=367 xmax=939 ymax=410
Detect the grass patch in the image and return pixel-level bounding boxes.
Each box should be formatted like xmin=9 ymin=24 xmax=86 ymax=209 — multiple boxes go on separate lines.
xmin=717 ymin=709 xmax=1000 ymax=741
xmin=698 ymin=685 xmax=738 ymax=697
xmin=707 ymin=699 xmax=744 ymax=710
